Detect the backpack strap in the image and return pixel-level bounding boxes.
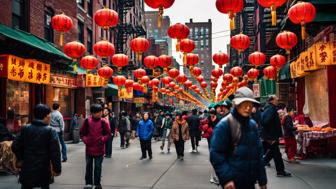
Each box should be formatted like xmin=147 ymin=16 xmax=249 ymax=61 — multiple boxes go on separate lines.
xmin=227 ymin=114 xmax=241 ymax=150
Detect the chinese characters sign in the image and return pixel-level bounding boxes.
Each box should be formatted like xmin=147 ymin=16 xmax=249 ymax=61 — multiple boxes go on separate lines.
xmin=50 ymin=74 xmax=77 ymax=88
xmin=119 ymin=87 xmax=133 ymax=99
xmin=315 ymin=40 xmax=332 ymax=66
xmin=0 ymin=55 xmax=50 ymax=84
xmin=85 ymin=74 xmax=107 ymax=87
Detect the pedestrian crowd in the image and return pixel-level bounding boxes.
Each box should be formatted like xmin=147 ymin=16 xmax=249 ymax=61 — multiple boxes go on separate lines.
xmin=0 ymin=87 xmax=310 ymax=189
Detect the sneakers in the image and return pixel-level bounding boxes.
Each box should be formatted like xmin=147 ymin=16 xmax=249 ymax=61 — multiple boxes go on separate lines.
xmin=83 ymin=184 xmax=93 ymax=189
xmin=149 ymin=156 xmax=153 ymax=160
xmin=210 ymin=175 xmax=219 ymax=185
xmin=139 ymin=156 xmax=146 ymax=160
xmin=95 ymin=185 xmax=103 ymax=189
xmin=277 ymin=171 xmax=292 ymax=177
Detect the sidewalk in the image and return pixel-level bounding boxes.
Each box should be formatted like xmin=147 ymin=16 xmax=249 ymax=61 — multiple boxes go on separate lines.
xmin=0 ymin=138 xmax=335 ymax=189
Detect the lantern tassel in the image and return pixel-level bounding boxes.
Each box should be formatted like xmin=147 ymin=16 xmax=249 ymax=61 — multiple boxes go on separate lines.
xmin=271 ymin=6 xmax=277 ymax=26
xmin=73 ymin=64 xmax=77 ymax=73
xmin=176 ymin=39 xmax=181 ymax=52
xmin=60 ymin=33 xmax=64 ymax=46
xmin=229 ymin=12 xmax=235 ymax=30
xmin=118 ymin=87 xmax=121 ymax=97
xmin=158 ymin=7 xmax=163 ymax=28
xmin=183 ymin=53 xmax=187 ymax=66
xmin=301 ymin=24 xmax=306 ymax=40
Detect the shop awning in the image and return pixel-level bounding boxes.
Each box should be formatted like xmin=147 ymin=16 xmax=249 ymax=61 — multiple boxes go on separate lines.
xmin=278 ymin=63 xmax=291 ymax=81
xmin=106 ymin=84 xmax=118 ymax=96
xmin=0 ymin=23 xmax=71 ymax=64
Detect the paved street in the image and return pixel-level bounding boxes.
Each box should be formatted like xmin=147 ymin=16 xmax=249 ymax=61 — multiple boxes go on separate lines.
xmin=0 ymin=138 xmax=336 ymax=189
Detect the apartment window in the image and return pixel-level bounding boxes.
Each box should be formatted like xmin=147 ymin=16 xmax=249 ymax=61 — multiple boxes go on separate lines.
xmin=87 ymin=0 xmax=93 ymax=17
xmin=206 ymin=28 xmax=209 ymax=34
xmin=44 ymin=7 xmax=54 ymax=42
xmin=12 ymin=0 xmax=27 ymax=30
xmin=77 ymin=0 xmax=84 ymax=8
xmin=87 ymin=28 xmax=92 ymax=53
xmin=78 ymin=21 xmax=84 ymax=43
xmin=205 ymin=39 xmax=209 ymax=47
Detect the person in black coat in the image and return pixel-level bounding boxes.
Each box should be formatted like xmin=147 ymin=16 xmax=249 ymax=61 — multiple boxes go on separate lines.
xmin=0 ymin=117 xmax=14 ymax=142
xmin=103 ymin=108 xmax=116 ymax=158
xmin=12 ymin=104 xmax=61 ymax=189
xmin=283 ymin=109 xmax=298 ymax=163
xmin=261 ymin=95 xmax=291 ymax=177
xmin=186 ymin=109 xmax=201 ymax=152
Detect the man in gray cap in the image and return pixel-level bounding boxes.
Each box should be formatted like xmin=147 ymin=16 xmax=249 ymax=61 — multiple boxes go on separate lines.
xmin=210 ymin=87 xmax=267 ymax=189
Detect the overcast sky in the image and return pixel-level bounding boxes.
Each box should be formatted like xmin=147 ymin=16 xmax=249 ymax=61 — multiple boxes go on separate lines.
xmin=145 ymin=0 xmax=231 ymax=65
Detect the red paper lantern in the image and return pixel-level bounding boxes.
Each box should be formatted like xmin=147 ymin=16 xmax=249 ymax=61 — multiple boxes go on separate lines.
xmin=112 ymin=54 xmax=128 ymax=67
xmin=98 ymin=66 xmax=113 ymax=78
xmin=158 ymin=55 xmax=172 ymax=69
xmin=130 ymin=38 xmax=150 ymax=60
xmin=151 ymin=78 xmax=160 ymax=86
xmin=178 ymin=88 xmax=184 ymax=93
xmin=233 ymin=77 xmax=239 ymax=83
xmin=200 ymin=81 xmax=207 ymax=89
xmin=196 ymin=75 xmax=204 ymax=83
xmin=223 ymin=74 xmax=233 ymax=83
xmin=247 ymin=68 xmax=259 ymax=81
xmin=263 ymin=66 xmax=277 ymax=80
xmin=184 ymin=80 xmax=193 ymax=88
xmin=257 ymin=0 xmax=287 ymax=26
xmin=248 ymin=51 xmax=266 ymax=67
xmin=213 ymin=52 xmax=229 ymax=68
xmin=134 ymin=82 xmax=144 ymax=92
xmin=191 ymin=85 xmax=197 ymax=90
xmin=168 ymin=81 xmax=176 ymax=89
xmin=141 ymin=76 xmax=150 ymax=84
xmin=80 ymin=55 xmax=99 ymax=69
xmin=125 ymin=79 xmax=134 ymax=88
xmin=216 ymin=0 xmax=244 ymax=30
xmin=161 ymin=76 xmax=172 ymax=85
xmin=144 ymin=0 xmax=174 ymax=27
xmin=211 ymin=68 xmax=224 ymax=78
xmin=180 ymin=39 xmax=195 ymax=53
xmin=192 ymin=67 xmax=202 ymax=76
xmin=168 ymin=68 xmax=180 ymax=78
xmin=51 ymin=13 xmax=73 ymax=45
xmin=210 ymin=81 xmax=218 ymax=89
xmin=168 ymin=23 xmax=190 ymax=51
xmin=174 ymin=85 xmax=180 ymax=90
xmin=63 ymin=41 xmax=86 ymax=59
xmin=276 ymin=31 xmax=298 ymax=54
xmin=159 ymin=87 xmax=167 ymax=94
xmin=270 ymin=54 xmax=286 ymax=69
xmin=177 ymin=74 xmax=188 ymax=84
xmin=195 ymin=88 xmax=201 ymax=93
xmin=144 ymin=55 xmax=159 ymax=69
xmin=113 ymin=75 xmax=126 ymax=87
xmin=186 ymin=53 xmax=199 ymax=67
xmin=134 ymin=68 xmax=146 ymax=79
xmin=230 ymin=66 xmax=243 ymax=77
xmin=230 ymin=33 xmax=251 ymax=54
xmin=94 ymin=8 xmax=118 ymax=29
xmin=288 ymin=2 xmax=316 ymax=40
xmin=94 ymin=40 xmax=115 ymax=57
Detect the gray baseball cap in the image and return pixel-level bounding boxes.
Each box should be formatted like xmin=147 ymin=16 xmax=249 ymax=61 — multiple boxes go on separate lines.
xmin=233 ymin=87 xmax=260 ymax=105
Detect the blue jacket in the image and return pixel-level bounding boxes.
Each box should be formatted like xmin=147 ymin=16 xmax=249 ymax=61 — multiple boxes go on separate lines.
xmin=137 ymin=119 xmax=154 ymax=140
xmin=210 ymin=109 xmax=267 ymax=188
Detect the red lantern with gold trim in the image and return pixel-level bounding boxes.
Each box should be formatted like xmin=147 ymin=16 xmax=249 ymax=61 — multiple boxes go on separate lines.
xmin=98 ymin=66 xmax=113 ymax=78
xmin=80 ymin=55 xmax=99 ymax=69
xmin=168 ymin=68 xmax=180 ymax=78
xmin=247 ymin=68 xmax=259 ymax=81
xmin=125 ymin=79 xmax=134 ymax=88
xmin=257 ymin=0 xmax=287 ymax=26
xmin=168 ymin=81 xmax=176 ymax=89
xmin=270 ymin=54 xmax=286 ymax=69
xmin=186 ymin=53 xmax=199 ymax=68
xmin=192 ymin=67 xmax=202 ymax=76
xmin=134 ymin=68 xmax=146 ymax=79
xmin=230 ymin=33 xmax=250 ymax=54
xmin=213 ymin=52 xmax=229 ymax=68
xmin=210 ymin=81 xmax=218 ymax=89
xmin=248 ymin=51 xmax=266 ymax=67
xmin=180 ymin=39 xmax=195 ymax=54
xmin=113 ymin=75 xmax=126 ymax=87
xmin=94 ymin=40 xmax=115 ymax=57
xmin=276 ymin=31 xmax=298 ymax=54
xmin=196 ymin=75 xmax=204 ymax=83
xmin=288 ymin=2 xmax=316 ymax=40
xmin=230 ymin=66 xmax=243 ymax=78
xmin=177 ymin=74 xmax=188 ymax=84
xmin=134 ymin=82 xmax=144 ymax=92
xmin=216 ymin=0 xmax=244 ymax=30
xmin=151 ymin=78 xmax=160 ymax=87
xmin=51 ymin=13 xmax=73 ymax=45
xmin=144 ymin=0 xmax=174 ymax=27
xmin=212 ymin=68 xmax=224 ymax=78
xmin=141 ymin=76 xmax=150 ymax=84
xmin=200 ymin=81 xmax=207 ymax=89
xmin=130 ymin=37 xmax=150 ymax=60
xmin=112 ymin=54 xmax=128 ymax=67
xmin=168 ymin=23 xmax=189 ymax=51
xmin=158 ymin=55 xmax=172 ymax=71
xmin=161 ymin=76 xmax=172 ymax=85
xmin=191 ymin=84 xmax=197 ymax=90
xmin=94 ymin=8 xmax=118 ymax=29
xmin=184 ymin=80 xmax=193 ymax=88
xmin=263 ymin=66 xmax=277 ymax=80
xmin=144 ymin=55 xmax=159 ymax=69
xmin=159 ymin=87 xmax=167 ymax=94
xmin=63 ymin=41 xmax=86 ymax=59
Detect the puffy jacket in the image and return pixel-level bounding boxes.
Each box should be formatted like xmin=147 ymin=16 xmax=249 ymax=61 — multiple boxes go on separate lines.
xmin=261 ymin=104 xmax=283 ymax=140
xmin=186 ymin=115 xmax=201 ymax=136
xmin=80 ymin=117 xmax=111 ymax=156
xmin=171 ymin=119 xmax=189 ymax=141
xmin=11 ymin=120 xmax=61 ymax=187
xmin=137 ymin=119 xmax=154 ymax=140
xmin=210 ymin=109 xmax=267 ymax=188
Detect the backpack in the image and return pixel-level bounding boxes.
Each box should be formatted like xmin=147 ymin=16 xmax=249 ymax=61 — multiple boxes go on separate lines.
xmin=118 ymin=117 xmax=127 ymax=133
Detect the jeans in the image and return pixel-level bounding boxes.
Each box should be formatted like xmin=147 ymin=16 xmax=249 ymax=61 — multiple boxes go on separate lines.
xmin=85 ymin=155 xmax=103 ymax=185
xmin=174 ymin=140 xmax=185 ymax=157
xmin=140 ymin=140 xmax=152 ymax=158
xmin=263 ymin=141 xmax=285 ymax=172
xmin=161 ymin=129 xmax=171 ymax=150
xmin=105 ymin=135 xmax=114 ymax=157
xmin=21 ymin=185 xmax=49 ymax=189
xmin=57 ymin=132 xmax=67 ymax=161
xmin=190 ymin=135 xmax=199 ymax=150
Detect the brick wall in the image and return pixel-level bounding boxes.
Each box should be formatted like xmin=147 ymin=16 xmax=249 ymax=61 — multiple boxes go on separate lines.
xmin=0 ymin=0 xmax=12 ymax=27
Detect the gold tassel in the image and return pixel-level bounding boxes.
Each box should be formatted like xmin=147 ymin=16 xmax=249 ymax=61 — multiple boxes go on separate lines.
xmin=183 ymin=53 xmax=187 ymax=66
xmin=158 ymin=7 xmax=163 ymax=28
xmin=176 ymin=39 xmax=180 ymax=52
xmin=73 ymin=64 xmax=77 ymax=73
xmin=271 ymin=6 xmax=277 ymax=26
xmin=301 ymin=23 xmax=306 ymax=40
xmin=60 ymin=33 xmax=63 ymax=46
xmin=229 ymin=12 xmax=235 ymax=30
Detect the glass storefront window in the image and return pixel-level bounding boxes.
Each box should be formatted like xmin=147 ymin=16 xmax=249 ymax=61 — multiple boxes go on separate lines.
xmin=46 ymin=86 xmax=72 ymax=118
xmin=6 ymin=80 xmax=29 ymax=125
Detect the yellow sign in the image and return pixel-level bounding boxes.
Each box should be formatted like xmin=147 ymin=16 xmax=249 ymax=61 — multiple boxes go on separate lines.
xmin=316 ymin=40 xmax=332 ymax=66
xmin=4 ymin=55 xmax=50 ymax=84
xmin=119 ymin=87 xmax=133 ymax=99
xmin=85 ymin=74 xmax=107 ymax=87
xmin=303 ymin=44 xmax=321 ymax=71
xmin=134 ymin=97 xmax=146 ymax=104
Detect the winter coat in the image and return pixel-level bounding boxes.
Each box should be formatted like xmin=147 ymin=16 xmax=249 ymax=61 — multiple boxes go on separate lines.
xmin=118 ymin=116 xmax=131 ymax=134
xmin=171 ymin=119 xmax=189 ymax=141
xmin=283 ymin=115 xmax=297 ymax=138
xmin=80 ymin=117 xmax=111 ymax=156
xmin=200 ymin=116 xmax=220 ymax=139
xmin=50 ymin=110 xmax=64 ymax=133
xmin=162 ymin=117 xmax=173 ymax=130
xmin=11 ymin=120 xmax=61 ymax=187
xmin=137 ymin=119 xmax=154 ymax=141
xmin=104 ymin=116 xmax=117 ymax=135
xmin=186 ymin=115 xmax=201 ymax=137
xmin=261 ymin=104 xmax=283 ymax=140
xmin=210 ymin=109 xmax=267 ymax=188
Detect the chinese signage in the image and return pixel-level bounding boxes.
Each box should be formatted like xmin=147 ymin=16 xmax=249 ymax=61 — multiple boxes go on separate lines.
xmin=119 ymin=87 xmax=133 ymax=99
xmin=252 ymin=84 xmax=260 ymax=98
xmin=50 ymin=74 xmax=77 ymax=88
xmin=0 ymin=55 xmax=50 ymax=84
xmin=133 ymin=97 xmax=146 ymax=104
xmin=85 ymin=74 xmax=107 ymax=87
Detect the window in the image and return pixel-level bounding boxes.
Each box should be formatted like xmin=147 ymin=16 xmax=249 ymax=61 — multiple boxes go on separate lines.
xmin=44 ymin=7 xmax=54 ymax=42
xmin=87 ymin=28 xmax=92 ymax=53
xmin=206 ymin=28 xmax=209 ymax=34
xmin=205 ymin=39 xmax=209 ymax=47
xmin=77 ymin=0 xmax=84 ymax=8
xmin=12 ymin=0 xmax=27 ymax=30
xmin=87 ymin=0 xmax=93 ymax=17
xmin=78 ymin=21 xmax=84 ymax=43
